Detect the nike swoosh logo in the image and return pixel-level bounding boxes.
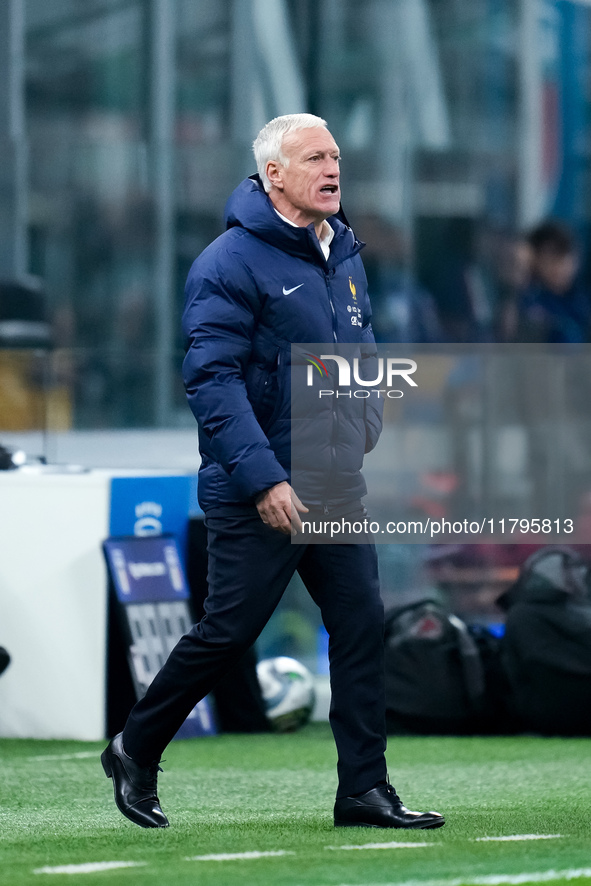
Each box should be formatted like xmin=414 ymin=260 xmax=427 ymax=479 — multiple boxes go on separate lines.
xmin=282 ymin=284 xmax=304 ymax=295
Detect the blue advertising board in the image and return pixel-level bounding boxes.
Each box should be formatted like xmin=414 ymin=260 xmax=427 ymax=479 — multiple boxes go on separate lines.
xmin=104 ymin=536 xmax=190 ymax=604
xmin=109 ymin=475 xmax=196 ymax=561
xmin=103 ymin=532 xmax=216 ymax=738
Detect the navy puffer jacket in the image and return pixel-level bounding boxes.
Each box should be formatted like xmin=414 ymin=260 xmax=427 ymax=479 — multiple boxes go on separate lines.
xmin=182 ymin=175 xmax=382 ymax=512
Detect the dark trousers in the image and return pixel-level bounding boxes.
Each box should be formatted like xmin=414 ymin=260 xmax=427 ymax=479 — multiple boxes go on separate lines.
xmin=122 ymin=508 xmax=387 ymax=797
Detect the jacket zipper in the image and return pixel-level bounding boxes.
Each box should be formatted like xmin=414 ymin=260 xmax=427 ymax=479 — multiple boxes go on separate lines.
xmin=325 ymin=270 xmax=338 ymax=343
xmin=323 ymin=268 xmax=339 ymax=506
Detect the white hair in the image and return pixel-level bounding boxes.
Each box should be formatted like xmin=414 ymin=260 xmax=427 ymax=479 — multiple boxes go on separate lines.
xmin=253 ymin=113 xmax=328 ymax=193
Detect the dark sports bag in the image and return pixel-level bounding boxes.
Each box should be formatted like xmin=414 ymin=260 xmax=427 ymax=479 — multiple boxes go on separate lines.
xmin=497 ymin=545 xmax=591 ymax=736
xmin=384 ymin=598 xmax=487 ymax=734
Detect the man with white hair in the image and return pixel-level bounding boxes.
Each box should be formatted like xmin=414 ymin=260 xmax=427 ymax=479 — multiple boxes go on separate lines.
xmin=101 ymin=114 xmax=444 ymax=832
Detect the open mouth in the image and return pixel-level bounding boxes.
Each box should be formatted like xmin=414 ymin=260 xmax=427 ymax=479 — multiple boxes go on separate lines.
xmin=320 ymin=185 xmax=339 ymax=194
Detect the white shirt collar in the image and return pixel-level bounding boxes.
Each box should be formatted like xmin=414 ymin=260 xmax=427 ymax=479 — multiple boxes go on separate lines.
xmin=318 ymin=220 xmax=335 ymax=260
xmin=274 ymin=208 xmax=334 ymax=261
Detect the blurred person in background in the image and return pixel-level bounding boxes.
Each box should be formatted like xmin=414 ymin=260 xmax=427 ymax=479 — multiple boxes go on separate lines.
xmin=495 ymin=232 xmax=533 ymax=342
xmin=359 ymin=215 xmax=444 ymax=343
xmin=100 ymin=113 xmax=444 ymax=833
xmin=416 ymin=218 xmax=499 ymax=343
xmin=515 ymin=219 xmax=591 ymax=343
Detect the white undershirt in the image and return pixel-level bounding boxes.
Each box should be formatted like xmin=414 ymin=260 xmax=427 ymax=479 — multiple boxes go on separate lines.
xmin=274 ymin=209 xmax=335 ymax=261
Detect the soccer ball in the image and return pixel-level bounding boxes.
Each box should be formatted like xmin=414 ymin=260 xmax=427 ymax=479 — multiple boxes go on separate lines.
xmin=256 ymin=656 xmax=316 ymax=733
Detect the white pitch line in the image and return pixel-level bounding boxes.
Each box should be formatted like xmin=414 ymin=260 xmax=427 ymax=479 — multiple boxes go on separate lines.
xmin=333 ymin=867 xmax=591 ymax=886
xmin=475 ymin=835 xmax=562 ymax=843
xmin=186 ymin=850 xmax=295 ymax=862
xmin=34 ymin=862 xmax=147 ymax=875
xmin=28 ymin=752 xmax=98 ymax=762
xmin=326 ymin=842 xmax=439 ymax=851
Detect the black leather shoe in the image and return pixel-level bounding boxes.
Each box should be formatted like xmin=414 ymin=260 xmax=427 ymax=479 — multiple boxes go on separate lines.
xmin=334 ymin=782 xmax=444 ymax=829
xmin=101 ymin=733 xmax=169 ymax=828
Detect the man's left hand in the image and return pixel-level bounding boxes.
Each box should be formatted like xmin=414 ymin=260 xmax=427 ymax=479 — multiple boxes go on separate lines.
xmin=255 ymin=481 xmax=309 ymax=535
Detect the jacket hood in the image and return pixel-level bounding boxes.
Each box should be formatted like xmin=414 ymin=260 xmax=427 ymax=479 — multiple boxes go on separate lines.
xmin=223 ymin=175 xmax=364 ymax=267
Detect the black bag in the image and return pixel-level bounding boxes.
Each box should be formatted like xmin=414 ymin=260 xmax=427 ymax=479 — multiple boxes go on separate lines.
xmin=497 ymin=545 xmax=591 ymax=736
xmin=384 ymin=598 xmax=487 ymax=734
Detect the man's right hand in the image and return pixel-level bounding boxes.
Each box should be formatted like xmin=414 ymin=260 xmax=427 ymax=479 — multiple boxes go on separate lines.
xmin=255 ymin=481 xmax=309 ymax=535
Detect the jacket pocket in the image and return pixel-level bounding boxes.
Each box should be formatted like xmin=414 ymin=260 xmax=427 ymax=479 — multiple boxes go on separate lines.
xmin=246 ymin=348 xmax=280 ymax=429
xmin=260 ymin=348 xmax=290 ymax=434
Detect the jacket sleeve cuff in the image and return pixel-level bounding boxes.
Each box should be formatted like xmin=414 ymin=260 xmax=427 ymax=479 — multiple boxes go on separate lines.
xmin=230 ymin=448 xmax=290 ymax=500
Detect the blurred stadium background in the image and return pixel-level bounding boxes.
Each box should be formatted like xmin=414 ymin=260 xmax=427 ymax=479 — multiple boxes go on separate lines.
xmin=2 ymin=0 xmax=591 ymax=430
xmin=2 ymin=0 xmax=591 ymax=736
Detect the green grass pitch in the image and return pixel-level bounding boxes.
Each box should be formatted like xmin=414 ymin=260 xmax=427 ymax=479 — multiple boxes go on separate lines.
xmin=2 ymin=723 xmax=591 ymax=886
